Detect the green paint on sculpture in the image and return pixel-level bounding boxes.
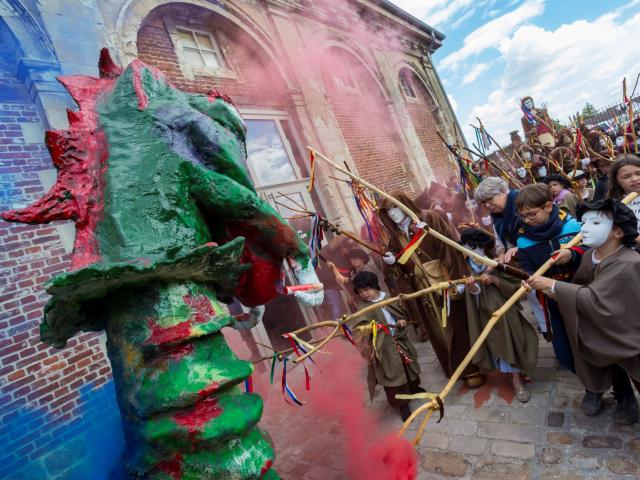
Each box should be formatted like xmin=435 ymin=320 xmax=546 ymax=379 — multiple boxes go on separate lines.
xmin=1 ymin=49 xmax=323 ymax=479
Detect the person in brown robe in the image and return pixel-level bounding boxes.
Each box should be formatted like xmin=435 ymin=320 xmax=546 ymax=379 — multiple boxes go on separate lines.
xmin=527 ymin=199 xmax=640 ymax=425
xmin=351 ymin=271 xmax=423 ymax=421
xmin=459 ymin=228 xmax=539 ymax=402
xmin=377 ymin=192 xmax=485 ymax=388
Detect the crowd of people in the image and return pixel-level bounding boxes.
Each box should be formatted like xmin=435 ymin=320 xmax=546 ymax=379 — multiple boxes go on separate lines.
xmin=314 ymin=153 xmax=640 ymax=424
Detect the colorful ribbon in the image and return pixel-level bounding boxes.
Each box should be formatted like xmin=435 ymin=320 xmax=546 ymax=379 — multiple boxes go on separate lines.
xmin=308 ymin=214 xmax=323 ymax=268
xmin=244 ymin=375 xmax=253 ymax=393
xmin=397 ymin=229 xmax=428 ymax=264
xmin=341 ymin=324 xmax=356 ymax=346
xmin=521 ymin=105 xmax=537 ymax=125
xmin=281 ymin=356 xmax=303 ymax=406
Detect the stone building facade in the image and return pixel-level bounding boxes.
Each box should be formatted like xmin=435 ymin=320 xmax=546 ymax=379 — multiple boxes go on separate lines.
xmin=0 ymin=0 xmax=464 ymax=477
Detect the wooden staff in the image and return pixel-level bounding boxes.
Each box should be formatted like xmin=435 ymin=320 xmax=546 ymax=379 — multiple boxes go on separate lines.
xmin=318 ymin=217 xmax=384 ymax=256
xmin=285 ymin=277 xmax=477 ymax=364
xmin=307 ymin=147 xmax=531 ymax=281
xmin=398 ymin=191 xmax=639 ymax=445
xmin=624 ymin=78 xmax=638 ymax=154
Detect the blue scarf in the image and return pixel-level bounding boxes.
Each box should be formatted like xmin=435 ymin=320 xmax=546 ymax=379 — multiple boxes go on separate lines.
xmin=491 ymin=190 xmax=521 ymax=248
xmin=520 ymin=205 xmax=564 ymax=241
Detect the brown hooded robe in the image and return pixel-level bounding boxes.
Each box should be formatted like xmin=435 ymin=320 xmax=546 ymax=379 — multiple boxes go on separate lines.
xmin=379 ymin=194 xmax=479 ymax=379
xmin=555 ymin=248 xmax=640 ymax=392
xmin=351 ymin=299 xmax=421 ymax=403
xmin=465 ymin=269 xmax=539 ymax=373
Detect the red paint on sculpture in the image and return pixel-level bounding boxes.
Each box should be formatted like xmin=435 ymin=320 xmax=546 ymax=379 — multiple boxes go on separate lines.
xmin=260 ymin=459 xmax=273 ymax=475
xmin=146 ymin=318 xmax=193 ymax=346
xmin=183 ymin=294 xmax=216 ymax=324
xmin=197 ymin=382 xmax=220 ymax=398
xmin=156 ymin=454 xmax=184 ymax=480
xmin=174 ymin=397 xmax=223 ymax=432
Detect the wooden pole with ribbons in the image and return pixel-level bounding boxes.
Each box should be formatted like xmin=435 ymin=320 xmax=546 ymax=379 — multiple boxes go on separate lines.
xmin=306 ymin=146 xmax=531 ymax=281
xmin=285 ymin=278 xmax=477 ymax=364
xmin=398 ymin=191 xmax=639 ymax=446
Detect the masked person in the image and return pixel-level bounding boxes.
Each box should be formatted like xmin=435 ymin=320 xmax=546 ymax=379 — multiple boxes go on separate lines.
xmin=378 ymin=193 xmax=484 ymax=388
xmin=527 ymin=199 xmax=640 ymax=425
xmin=459 ymin=227 xmax=539 ymax=402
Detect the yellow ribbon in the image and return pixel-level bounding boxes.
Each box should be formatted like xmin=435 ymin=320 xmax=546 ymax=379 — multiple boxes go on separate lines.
xmin=398 ymin=229 xmax=428 ymax=265
xmin=370 ymin=319 xmax=378 ymax=359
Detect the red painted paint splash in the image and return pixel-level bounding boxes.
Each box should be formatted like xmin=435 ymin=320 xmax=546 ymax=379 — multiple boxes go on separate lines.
xmin=458 ymin=371 xmax=515 ymax=408
xmin=129 ymin=58 xmax=170 ymax=111
xmin=183 ymin=294 xmax=216 ymax=324
xmin=198 ymin=382 xmax=220 ymax=398
xmin=159 ymin=342 xmax=194 ymax=360
xmin=174 ymin=397 xmax=223 ymax=432
xmin=156 ymin=453 xmax=183 ymax=480
xmin=207 ymin=89 xmax=235 ymax=107
xmin=146 ymin=318 xmax=192 ymax=346
xmin=260 ymin=459 xmax=273 ymax=475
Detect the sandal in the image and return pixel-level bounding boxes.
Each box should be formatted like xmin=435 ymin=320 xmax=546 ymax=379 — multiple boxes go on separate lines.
xmin=516 ymin=386 xmax=530 ymax=403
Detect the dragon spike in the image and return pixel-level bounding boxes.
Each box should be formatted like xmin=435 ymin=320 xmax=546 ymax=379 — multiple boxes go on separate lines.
xmin=66 ymin=108 xmax=83 ymax=127
xmin=98 ymin=48 xmax=123 ymax=79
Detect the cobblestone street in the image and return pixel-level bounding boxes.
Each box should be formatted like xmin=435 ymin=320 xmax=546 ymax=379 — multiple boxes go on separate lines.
xmin=257 ymin=314 xmax=640 ymax=479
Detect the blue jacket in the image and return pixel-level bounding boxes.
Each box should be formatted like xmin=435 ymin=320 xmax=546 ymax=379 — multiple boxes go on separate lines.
xmin=516 ymin=208 xmax=583 ymax=278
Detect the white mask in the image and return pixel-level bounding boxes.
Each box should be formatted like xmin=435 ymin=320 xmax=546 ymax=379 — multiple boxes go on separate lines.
xmin=517 ymin=167 xmax=527 ymax=178
xmin=523 ymin=150 xmax=532 ymax=161
xmin=463 ymin=245 xmax=488 ymax=273
xmin=524 ymin=99 xmax=534 ymax=110
xmin=598 ymin=138 xmax=606 ymax=147
xmin=538 ymin=166 xmax=547 ymax=177
xmin=616 ymin=136 xmax=625 ymax=147
xmin=580 ymin=211 xmax=613 ymax=248
xmin=387 ymin=207 xmax=407 ymax=225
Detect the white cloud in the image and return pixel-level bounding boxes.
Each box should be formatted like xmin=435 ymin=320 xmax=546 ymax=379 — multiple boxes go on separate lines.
xmin=462 ymin=63 xmax=490 ymax=85
xmin=465 ymin=9 xmax=640 ymax=146
xmin=447 ymin=94 xmax=459 ymax=112
xmin=440 ymin=0 xmax=545 ymax=72
xmin=389 ymin=0 xmax=474 ymax=29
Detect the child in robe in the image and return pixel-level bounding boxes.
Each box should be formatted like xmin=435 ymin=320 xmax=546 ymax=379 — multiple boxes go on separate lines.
xmin=515 ymin=184 xmax=582 ymax=373
xmin=460 ymin=227 xmax=539 ymax=402
xmin=543 ymin=174 xmax=580 ymax=217
xmin=351 ymin=271 xmax=423 ymax=421
xmin=527 ymin=199 xmax=640 ymax=425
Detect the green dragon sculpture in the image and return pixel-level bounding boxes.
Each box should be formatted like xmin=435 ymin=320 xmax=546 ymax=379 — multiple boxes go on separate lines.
xmin=2 ymin=49 xmax=323 ymax=479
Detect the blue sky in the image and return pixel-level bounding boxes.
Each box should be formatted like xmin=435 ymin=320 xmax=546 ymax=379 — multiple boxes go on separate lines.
xmin=389 ymin=0 xmax=640 ymax=146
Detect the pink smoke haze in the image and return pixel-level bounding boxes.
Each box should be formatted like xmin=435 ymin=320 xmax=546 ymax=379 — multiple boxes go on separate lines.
xmin=224 ymin=329 xmax=418 ymax=479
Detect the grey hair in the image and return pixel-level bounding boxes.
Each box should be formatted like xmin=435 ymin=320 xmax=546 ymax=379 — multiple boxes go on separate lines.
xmin=474 ymin=177 xmax=509 ymax=202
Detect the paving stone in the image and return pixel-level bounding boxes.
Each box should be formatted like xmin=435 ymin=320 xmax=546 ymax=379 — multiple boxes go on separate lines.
xmin=551 ymin=395 xmax=570 ymax=409
xmin=509 ymin=406 xmax=546 ymax=425
xmin=547 ymin=432 xmax=574 ymax=445
xmin=540 ymin=447 xmax=562 ymax=464
xmin=471 ymin=459 xmax=530 ymax=480
xmin=465 ymin=406 xmax=506 ymax=422
xmin=569 ymin=454 xmax=601 ymax=470
xmin=547 ymin=411 xmax=565 ymax=427
xmin=490 ymin=440 xmax=535 ymax=459
xmin=606 ymin=456 xmax=640 ymax=476
xmin=422 ymin=451 xmax=470 ymax=477
xmin=419 ymin=431 xmax=450 ymax=450
xmin=582 ymin=435 xmax=623 ymax=449
xmin=447 ymin=435 xmax=487 ymax=455
xmin=538 ymin=470 xmax=583 ymax=480
xmin=478 ymin=422 xmax=539 ymax=443
xmin=628 ymin=438 xmax=640 ymax=454
xmin=427 ymin=418 xmax=477 ymax=436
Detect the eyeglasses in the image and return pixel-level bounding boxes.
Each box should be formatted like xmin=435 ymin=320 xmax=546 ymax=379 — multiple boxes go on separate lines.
xmin=517 ymin=208 xmax=542 ymax=220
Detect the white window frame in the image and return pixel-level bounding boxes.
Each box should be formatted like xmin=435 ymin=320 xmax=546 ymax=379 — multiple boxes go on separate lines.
xmin=163 ymin=17 xmax=236 ymax=80
xmin=399 ymin=73 xmax=417 ymax=100
xmin=240 ymin=110 xmax=306 ymax=188
xmin=333 ymin=69 xmax=360 ymax=95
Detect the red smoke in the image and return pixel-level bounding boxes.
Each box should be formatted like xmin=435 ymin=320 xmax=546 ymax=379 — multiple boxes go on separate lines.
xmin=224 ymin=329 xmax=417 ymax=479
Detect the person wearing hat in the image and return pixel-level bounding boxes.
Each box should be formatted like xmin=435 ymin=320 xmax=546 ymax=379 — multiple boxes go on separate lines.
xmin=542 ymin=174 xmax=580 ymax=217
xmin=527 ymin=199 xmax=640 ymax=425
xmin=571 ymin=170 xmax=594 ymax=202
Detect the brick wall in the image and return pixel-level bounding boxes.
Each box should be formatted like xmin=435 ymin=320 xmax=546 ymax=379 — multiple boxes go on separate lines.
xmin=0 ymin=102 xmax=114 ymax=478
xmin=136 ymin=8 xmax=290 ymax=109
xmin=402 ymin=69 xmax=455 ymax=183
xmin=323 ymin=47 xmax=414 ymax=195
